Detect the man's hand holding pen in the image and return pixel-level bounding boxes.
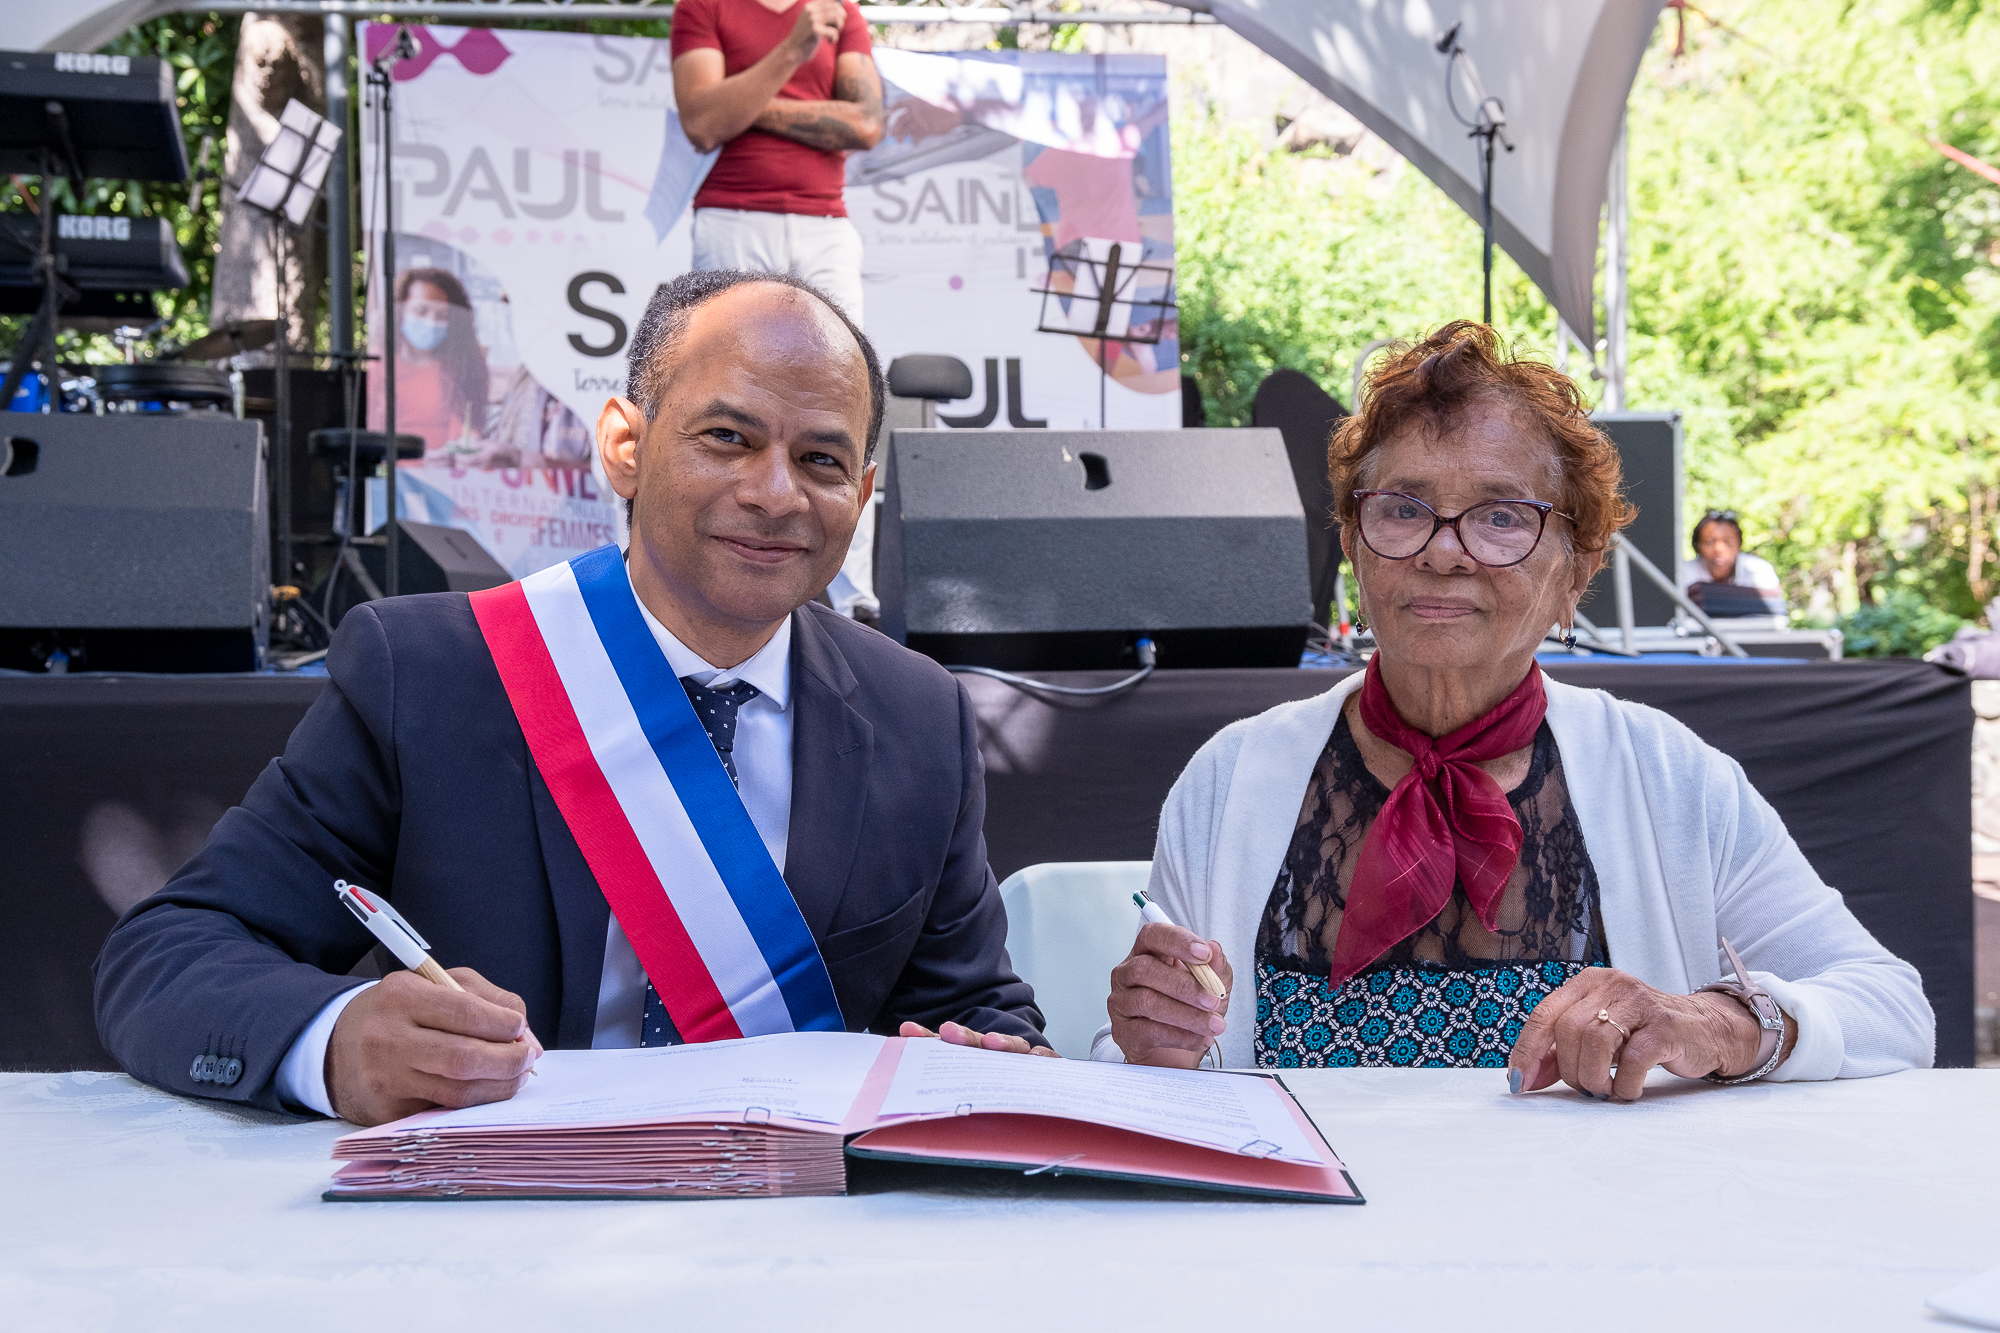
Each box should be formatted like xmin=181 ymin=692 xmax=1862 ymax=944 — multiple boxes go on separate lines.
xmin=325 ymin=969 xmax=544 ymax=1127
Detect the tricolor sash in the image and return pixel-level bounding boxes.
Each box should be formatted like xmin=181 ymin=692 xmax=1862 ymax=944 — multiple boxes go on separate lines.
xmin=468 ymin=544 xmax=843 ymax=1042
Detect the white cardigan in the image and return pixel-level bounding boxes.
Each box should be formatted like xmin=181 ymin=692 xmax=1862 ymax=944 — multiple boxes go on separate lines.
xmin=1091 ymin=671 xmax=1936 ymax=1077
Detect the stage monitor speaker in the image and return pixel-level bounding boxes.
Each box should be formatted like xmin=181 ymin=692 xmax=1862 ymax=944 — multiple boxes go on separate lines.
xmin=879 ymin=429 xmax=1312 ymax=671
xmin=360 ymin=521 xmax=510 ymax=596
xmin=1589 ymin=411 xmax=1685 ymax=627
xmin=315 ymin=520 xmax=511 ymax=628
xmin=0 ymin=414 xmax=269 ymax=672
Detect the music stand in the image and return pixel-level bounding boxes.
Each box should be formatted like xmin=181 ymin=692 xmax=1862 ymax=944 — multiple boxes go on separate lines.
xmin=1032 ymin=237 xmax=1176 ymax=429
xmin=234 ymin=97 xmax=342 ymax=594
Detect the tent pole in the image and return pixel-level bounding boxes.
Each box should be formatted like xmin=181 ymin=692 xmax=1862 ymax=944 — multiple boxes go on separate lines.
xmin=1604 ymin=117 xmax=1628 ymax=411
xmin=325 ymin=17 xmax=353 ymax=360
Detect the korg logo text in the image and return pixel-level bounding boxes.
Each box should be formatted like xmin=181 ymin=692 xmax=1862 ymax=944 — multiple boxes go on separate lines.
xmin=57 ymin=216 xmax=132 ymax=242
xmin=54 ymin=53 xmax=131 ymax=76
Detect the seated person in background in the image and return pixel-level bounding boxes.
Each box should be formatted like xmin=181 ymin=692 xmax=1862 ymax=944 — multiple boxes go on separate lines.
xmin=1099 ymin=321 xmax=1932 ymax=1097
xmin=95 ymin=269 xmax=1050 ymax=1128
xmin=1681 ymin=508 xmax=1787 ymax=616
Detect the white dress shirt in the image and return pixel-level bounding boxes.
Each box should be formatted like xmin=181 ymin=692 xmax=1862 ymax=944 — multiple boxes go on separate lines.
xmin=274 ymin=600 xmax=796 ymax=1116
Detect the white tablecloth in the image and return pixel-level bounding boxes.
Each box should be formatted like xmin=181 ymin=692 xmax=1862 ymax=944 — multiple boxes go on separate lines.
xmin=3 ymin=1067 xmax=1995 ymax=1331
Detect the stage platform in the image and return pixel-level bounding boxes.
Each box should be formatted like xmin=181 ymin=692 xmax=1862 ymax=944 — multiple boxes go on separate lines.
xmin=0 ymin=658 xmax=1973 ymax=1070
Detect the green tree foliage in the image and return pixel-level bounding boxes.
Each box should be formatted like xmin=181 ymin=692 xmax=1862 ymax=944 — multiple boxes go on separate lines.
xmin=1173 ymin=124 xmax=1556 ymax=425
xmin=1837 ymin=588 xmax=1969 ymax=657
xmin=1628 ymin=2 xmax=2000 ymax=631
xmin=1175 ymin=0 xmax=2000 ymax=642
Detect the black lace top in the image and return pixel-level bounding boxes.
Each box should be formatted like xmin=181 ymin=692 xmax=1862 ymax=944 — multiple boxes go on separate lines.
xmin=1257 ymin=709 xmax=1609 ymax=972
xmin=1250 ymin=707 xmax=1609 ymax=1068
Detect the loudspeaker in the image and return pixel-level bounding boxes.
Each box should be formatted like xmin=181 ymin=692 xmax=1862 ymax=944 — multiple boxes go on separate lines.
xmin=0 ymin=414 xmax=269 ymax=671
xmin=361 ymin=521 xmax=510 ymax=595
xmin=314 ymin=520 xmax=511 ymax=628
xmin=1588 ymin=412 xmax=1684 ymax=626
xmin=1253 ymin=369 xmax=1348 ymax=626
xmin=879 ymin=429 xmax=1312 ymax=670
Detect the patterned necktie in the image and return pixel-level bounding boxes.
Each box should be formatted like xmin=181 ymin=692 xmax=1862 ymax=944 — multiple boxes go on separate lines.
xmin=640 ymin=677 xmax=761 ymax=1047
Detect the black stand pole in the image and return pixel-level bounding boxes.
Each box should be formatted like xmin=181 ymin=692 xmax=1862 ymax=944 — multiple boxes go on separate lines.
xmin=1092 ymin=242 xmax=1122 ymax=431
xmin=271 ymin=219 xmax=293 ymax=588
xmin=37 ymin=145 xmax=59 ymax=407
xmin=1479 ymin=127 xmax=1496 ymax=326
xmin=368 ymin=42 xmax=402 ymax=598
xmin=0 ymin=149 xmax=71 ymax=413
xmin=1438 ymin=32 xmax=1511 ymax=331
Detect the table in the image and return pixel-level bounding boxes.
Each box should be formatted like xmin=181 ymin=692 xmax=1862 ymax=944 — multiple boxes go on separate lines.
xmin=5 ymin=1068 xmax=1996 ymax=1331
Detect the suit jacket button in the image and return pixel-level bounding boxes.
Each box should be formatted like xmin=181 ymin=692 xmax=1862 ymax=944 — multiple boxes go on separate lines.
xmin=221 ymin=1058 xmax=243 ymax=1086
xmin=190 ymin=1056 xmax=205 ymax=1082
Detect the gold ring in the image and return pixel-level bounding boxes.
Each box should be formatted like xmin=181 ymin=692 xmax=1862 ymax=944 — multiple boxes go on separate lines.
xmin=1596 ymin=1008 xmax=1629 ymax=1040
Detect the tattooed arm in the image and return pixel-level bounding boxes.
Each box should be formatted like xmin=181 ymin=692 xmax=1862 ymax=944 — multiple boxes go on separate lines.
xmin=673 ymin=0 xmax=846 ymax=154
xmin=751 ymin=52 xmax=884 ymax=152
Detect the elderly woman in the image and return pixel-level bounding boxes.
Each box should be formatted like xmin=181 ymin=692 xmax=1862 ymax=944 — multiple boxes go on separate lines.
xmin=1097 ymin=322 xmax=1933 ymax=1099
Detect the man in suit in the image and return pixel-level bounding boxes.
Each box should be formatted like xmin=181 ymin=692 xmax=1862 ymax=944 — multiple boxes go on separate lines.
xmin=94 ymin=269 xmax=1050 ymax=1126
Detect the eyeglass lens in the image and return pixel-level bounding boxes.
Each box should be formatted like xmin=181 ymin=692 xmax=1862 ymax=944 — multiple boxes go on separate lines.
xmin=1357 ymin=492 xmax=1546 ymax=565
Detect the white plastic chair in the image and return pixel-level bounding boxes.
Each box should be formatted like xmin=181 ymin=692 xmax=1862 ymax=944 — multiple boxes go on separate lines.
xmin=998 ymin=861 xmax=1151 ymax=1059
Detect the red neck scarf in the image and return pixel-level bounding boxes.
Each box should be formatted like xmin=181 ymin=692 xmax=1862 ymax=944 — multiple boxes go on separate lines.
xmin=1329 ymin=655 xmax=1549 ymax=986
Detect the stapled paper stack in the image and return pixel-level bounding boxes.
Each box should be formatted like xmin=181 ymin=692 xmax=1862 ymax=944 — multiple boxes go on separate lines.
xmin=324 ymin=1032 xmax=1361 ymax=1203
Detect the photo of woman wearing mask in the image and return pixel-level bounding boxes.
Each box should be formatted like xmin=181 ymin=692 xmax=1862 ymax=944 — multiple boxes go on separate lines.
xmin=372 ymin=265 xmax=505 ymax=466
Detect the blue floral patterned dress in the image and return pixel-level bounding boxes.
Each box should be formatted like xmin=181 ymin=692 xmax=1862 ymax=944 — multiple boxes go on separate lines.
xmin=1254 ymin=712 xmax=1608 ymax=1069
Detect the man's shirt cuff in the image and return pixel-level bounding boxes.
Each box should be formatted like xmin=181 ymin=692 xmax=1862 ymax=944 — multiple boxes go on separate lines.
xmin=275 ymin=981 xmax=377 ymax=1118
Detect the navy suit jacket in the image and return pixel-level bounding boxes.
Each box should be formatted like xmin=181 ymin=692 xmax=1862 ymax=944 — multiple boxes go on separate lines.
xmin=93 ymin=593 xmax=1046 ymax=1112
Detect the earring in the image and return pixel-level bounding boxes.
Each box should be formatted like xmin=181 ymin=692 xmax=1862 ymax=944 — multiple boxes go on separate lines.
xmin=1561 ymin=625 xmax=1578 ymax=650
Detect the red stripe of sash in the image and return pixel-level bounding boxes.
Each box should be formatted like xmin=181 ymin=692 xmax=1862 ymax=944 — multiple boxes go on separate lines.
xmin=469 ymin=581 xmax=743 ymax=1042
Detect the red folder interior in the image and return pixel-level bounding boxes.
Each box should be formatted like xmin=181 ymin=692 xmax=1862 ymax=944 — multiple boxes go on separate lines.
xmin=849 ymin=1112 xmax=1358 ymax=1201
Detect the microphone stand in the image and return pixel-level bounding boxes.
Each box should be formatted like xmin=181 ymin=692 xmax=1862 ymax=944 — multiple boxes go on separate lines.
xmin=1437 ymin=25 xmax=1515 ymax=326
xmin=366 ymin=27 xmax=414 ymax=597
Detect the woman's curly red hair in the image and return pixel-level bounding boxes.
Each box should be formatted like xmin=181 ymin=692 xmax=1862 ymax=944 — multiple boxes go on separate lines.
xmin=1329 ymin=320 xmax=1634 ymax=567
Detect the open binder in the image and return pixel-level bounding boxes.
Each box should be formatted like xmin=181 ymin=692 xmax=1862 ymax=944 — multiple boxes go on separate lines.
xmin=325 ymin=1033 xmax=1362 ymax=1204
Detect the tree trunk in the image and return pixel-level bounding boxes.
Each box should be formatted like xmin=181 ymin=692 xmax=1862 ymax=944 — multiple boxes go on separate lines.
xmin=211 ymin=11 xmax=326 ymax=356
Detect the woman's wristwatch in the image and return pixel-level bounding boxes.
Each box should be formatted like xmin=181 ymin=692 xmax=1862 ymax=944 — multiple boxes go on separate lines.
xmin=1696 ymin=936 xmax=1787 ymax=1084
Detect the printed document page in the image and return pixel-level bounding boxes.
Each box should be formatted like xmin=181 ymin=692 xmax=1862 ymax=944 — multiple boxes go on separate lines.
xmin=874 ymin=1040 xmax=1325 ymax=1165
xmin=363 ymin=1032 xmax=888 ymax=1135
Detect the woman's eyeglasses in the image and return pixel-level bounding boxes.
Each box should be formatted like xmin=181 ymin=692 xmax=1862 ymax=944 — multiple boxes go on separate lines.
xmin=1352 ymin=490 xmax=1559 ymax=568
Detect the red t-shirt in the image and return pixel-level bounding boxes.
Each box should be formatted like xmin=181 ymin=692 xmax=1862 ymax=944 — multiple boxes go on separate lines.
xmin=671 ymin=0 xmax=872 ymax=218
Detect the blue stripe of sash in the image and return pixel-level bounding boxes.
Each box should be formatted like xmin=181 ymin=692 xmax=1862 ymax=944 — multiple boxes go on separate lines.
xmin=568 ymin=545 xmax=844 ymax=1033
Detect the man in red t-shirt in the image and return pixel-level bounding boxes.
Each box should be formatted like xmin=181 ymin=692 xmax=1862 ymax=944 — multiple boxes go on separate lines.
xmin=671 ymin=0 xmax=881 ymax=324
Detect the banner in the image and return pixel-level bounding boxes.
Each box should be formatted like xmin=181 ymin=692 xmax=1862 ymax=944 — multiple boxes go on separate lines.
xmin=361 ymin=27 xmax=1177 ymax=578
xmin=851 ymin=50 xmax=1180 ymax=433
xmin=360 ymin=23 xmax=707 ymax=577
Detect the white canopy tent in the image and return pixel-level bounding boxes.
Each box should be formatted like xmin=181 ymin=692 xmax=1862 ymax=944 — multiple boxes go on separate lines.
xmin=1 ymin=0 xmax=179 ymax=54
